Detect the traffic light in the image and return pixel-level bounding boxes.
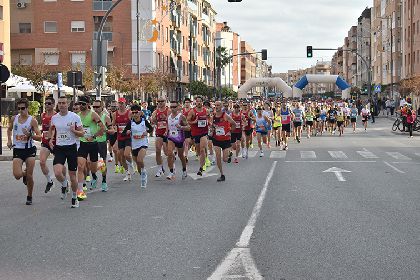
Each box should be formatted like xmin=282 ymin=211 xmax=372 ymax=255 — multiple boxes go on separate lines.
xmin=261 ymin=49 xmax=267 ymax=60
xmin=306 ymin=46 xmax=313 ymax=58
xmin=228 ymin=0 xmax=242 ymax=2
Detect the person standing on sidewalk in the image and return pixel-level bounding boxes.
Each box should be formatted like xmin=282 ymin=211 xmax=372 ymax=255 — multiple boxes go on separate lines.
xmin=406 ymin=108 xmax=417 ymax=138
xmin=7 ymin=98 xmax=42 ymax=205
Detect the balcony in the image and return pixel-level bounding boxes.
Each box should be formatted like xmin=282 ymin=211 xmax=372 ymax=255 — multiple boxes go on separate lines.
xmin=187 ymin=0 xmax=198 ymax=15
xmin=171 ymin=11 xmax=181 ymax=28
xmin=93 ymin=1 xmax=113 ymax=11
xmin=190 ymin=24 xmax=197 ymax=37
xmin=201 ymin=13 xmax=210 ymax=26
xmin=94 ymin=31 xmax=113 ymax=41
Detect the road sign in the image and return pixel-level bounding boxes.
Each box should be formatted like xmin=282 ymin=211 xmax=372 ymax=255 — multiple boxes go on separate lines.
xmin=374 ymin=85 xmax=381 ymax=93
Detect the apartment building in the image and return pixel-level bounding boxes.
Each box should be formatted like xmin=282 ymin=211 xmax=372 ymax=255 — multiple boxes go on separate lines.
xmin=331 ymin=47 xmax=344 ymax=77
xmin=240 ymin=40 xmax=259 ymax=95
xmin=356 ymin=7 xmax=372 ymax=89
xmin=216 ymin=21 xmax=240 ymax=91
xmin=402 ymin=0 xmax=420 ymax=78
xmin=0 ymin=0 xmax=10 ymax=68
xmin=371 ymin=0 xmax=402 ymax=91
xmin=342 ymin=26 xmax=357 ymax=86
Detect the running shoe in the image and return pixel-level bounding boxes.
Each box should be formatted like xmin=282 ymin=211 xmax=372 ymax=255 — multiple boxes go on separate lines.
xmin=197 ymin=168 xmax=203 ymax=176
xmin=45 ymin=181 xmax=54 ymax=193
xmin=123 ymin=173 xmax=132 ymax=181
xmin=61 ymin=186 xmax=68 ymax=200
xmin=166 ymin=172 xmax=175 ymax=181
xmin=120 ymin=166 xmax=126 ymax=174
xmin=133 ymin=165 xmax=138 ymax=173
xmin=107 ymin=154 xmax=113 ymax=162
xmin=250 ymin=144 xmax=254 ymax=149
xmin=182 ymin=171 xmax=188 ymax=180
xmin=155 ymin=169 xmax=164 ymax=178
xmin=115 ymin=165 xmax=120 ymax=173
xmin=227 ymin=151 xmax=233 ymax=163
xmin=296 ymin=137 xmax=301 ymax=143
xmin=217 ymin=175 xmax=226 ymax=182
xmin=77 ymin=190 xmax=87 ymax=201
xmin=83 ymin=184 xmax=88 ymax=192
xmin=242 ymin=149 xmax=246 ymax=159
xmin=90 ymin=179 xmax=97 ymax=190
xmin=85 ymin=175 xmax=91 ymax=182
xmin=101 ymin=182 xmax=108 ymax=192
xmin=26 ymin=196 xmax=32 ymax=206
xmin=71 ymin=198 xmax=79 ymax=208
xmin=259 ymin=151 xmax=264 ymax=157
xmin=202 ymin=164 xmax=207 ymax=172
xmin=205 ymin=157 xmax=211 ymax=167
xmin=141 ymin=172 xmax=148 ymax=188
xmin=233 ymin=158 xmax=239 ymax=164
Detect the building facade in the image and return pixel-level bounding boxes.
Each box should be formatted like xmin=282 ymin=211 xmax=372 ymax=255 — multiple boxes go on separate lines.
xmin=356 ymin=7 xmax=372 ymax=89
xmin=343 ymin=26 xmax=357 ymax=86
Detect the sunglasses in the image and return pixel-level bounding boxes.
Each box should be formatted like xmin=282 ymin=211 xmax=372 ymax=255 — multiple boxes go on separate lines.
xmin=93 ymin=106 xmax=101 ymax=108
xmin=45 ymin=102 xmax=53 ymax=105
xmin=79 ymin=102 xmax=87 ymax=106
xmin=17 ymin=107 xmax=26 ymax=110
xmin=158 ymin=100 xmax=165 ymax=103
xmin=132 ymin=111 xmax=140 ymax=114
xmin=170 ymin=106 xmax=178 ymax=108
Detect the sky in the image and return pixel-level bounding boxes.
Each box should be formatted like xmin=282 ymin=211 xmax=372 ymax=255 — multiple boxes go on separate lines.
xmin=211 ymin=0 xmax=372 ymax=73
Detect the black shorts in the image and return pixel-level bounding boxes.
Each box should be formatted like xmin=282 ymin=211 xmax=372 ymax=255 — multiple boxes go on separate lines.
xmin=184 ymin=130 xmax=192 ymax=139
xmin=97 ymin=141 xmax=107 ymax=160
xmin=346 ymin=116 xmax=350 ymax=120
xmin=213 ymin=140 xmax=231 ymax=150
xmin=273 ymin=126 xmax=281 ymax=130
xmin=244 ymin=129 xmax=253 ymax=136
xmin=41 ymin=142 xmax=54 ymax=154
xmin=351 ymin=118 xmax=357 ymax=123
xmin=282 ymin=124 xmax=291 ymax=132
xmin=78 ymin=142 xmax=99 ymax=162
xmin=193 ymin=133 xmax=208 ymax=144
xmin=337 ymin=121 xmax=344 ymax=127
xmin=329 ymin=119 xmax=336 ymax=124
xmin=168 ymin=139 xmax=184 ymax=149
xmin=230 ymin=132 xmax=242 ymax=143
xmin=13 ymin=146 xmax=36 ymax=161
xmin=53 ymin=144 xmax=78 ymax=171
xmin=293 ymin=121 xmax=302 ymax=127
xmin=132 ymin=146 xmax=147 ymax=157
xmin=306 ymin=121 xmax=313 ymax=126
xmin=118 ymin=138 xmax=131 ymax=150
xmin=156 ymin=135 xmax=168 ymax=143
xmin=107 ymin=133 xmax=117 ymax=146
xmin=256 ymin=131 xmax=268 ymax=136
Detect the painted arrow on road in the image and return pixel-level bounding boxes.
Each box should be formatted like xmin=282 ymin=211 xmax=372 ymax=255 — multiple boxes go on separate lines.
xmin=188 ymin=166 xmax=218 ymax=180
xmin=323 ymin=167 xmax=351 ymax=182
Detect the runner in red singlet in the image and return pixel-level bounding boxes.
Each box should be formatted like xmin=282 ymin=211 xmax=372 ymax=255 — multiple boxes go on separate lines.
xmin=151 ymin=98 xmax=169 ymax=177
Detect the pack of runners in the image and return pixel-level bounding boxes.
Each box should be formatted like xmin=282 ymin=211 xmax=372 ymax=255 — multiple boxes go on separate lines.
xmin=7 ymin=96 xmax=371 ymax=208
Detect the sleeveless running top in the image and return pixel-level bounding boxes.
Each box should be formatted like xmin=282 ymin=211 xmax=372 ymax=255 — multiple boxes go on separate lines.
xmin=273 ymin=112 xmax=282 ymax=128
xmin=280 ymin=109 xmax=291 ymax=125
xmin=41 ymin=112 xmax=55 ymax=145
xmin=13 ymin=115 xmax=34 ymax=149
xmin=213 ymin=112 xmax=231 ymax=141
xmin=131 ymin=118 xmax=148 ymax=149
xmin=155 ymin=108 xmax=169 ymax=137
xmin=116 ymin=110 xmax=130 ymax=141
xmin=190 ymin=107 xmax=208 ymax=136
xmin=96 ymin=112 xmax=108 ymax=143
xmin=167 ymin=113 xmax=185 ymax=143
xmin=255 ymin=115 xmax=268 ymax=133
xmin=79 ymin=111 xmax=99 ymax=143
xmin=242 ymin=110 xmax=252 ymax=130
xmin=231 ymin=112 xmax=243 ymax=133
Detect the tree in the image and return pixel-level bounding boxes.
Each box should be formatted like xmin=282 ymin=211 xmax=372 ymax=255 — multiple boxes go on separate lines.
xmin=216 ymin=46 xmax=231 ymax=89
xmin=189 ymin=81 xmax=209 ymax=97
xmin=401 ymin=75 xmax=420 ymax=96
xmin=12 ymin=64 xmax=53 ymax=96
xmin=220 ymin=87 xmax=237 ymax=98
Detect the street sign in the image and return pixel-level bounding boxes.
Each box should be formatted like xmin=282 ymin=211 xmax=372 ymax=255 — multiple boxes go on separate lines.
xmin=374 ymin=85 xmax=381 ymax=93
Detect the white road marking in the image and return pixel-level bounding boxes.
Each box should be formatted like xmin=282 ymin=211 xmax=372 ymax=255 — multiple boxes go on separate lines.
xmin=270 ymin=151 xmax=286 ymax=158
xmin=415 ymin=153 xmax=420 ymax=157
xmin=323 ymin=167 xmax=351 ymax=182
xmin=300 ymin=151 xmax=316 ymax=159
xmin=247 ymin=151 xmax=258 ymax=158
xmin=328 ymin=151 xmax=348 ymax=159
xmin=208 ymin=161 xmax=277 ymax=280
xmin=386 ymin=152 xmax=411 ymax=161
xmin=357 ymin=150 xmax=379 ymax=159
xmin=285 ymin=160 xmax=376 ymax=163
xmin=383 ymin=161 xmax=405 ymax=174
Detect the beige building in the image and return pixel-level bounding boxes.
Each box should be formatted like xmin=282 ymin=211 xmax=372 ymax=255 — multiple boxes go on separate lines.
xmin=402 ymin=0 xmax=420 ymax=79
xmin=356 ymin=7 xmax=372 ymax=89
xmin=331 ymin=47 xmax=344 ymax=77
xmin=343 ymin=26 xmax=357 ymax=86
xmin=0 ymin=0 xmax=10 ymax=68
xmin=240 ymin=40 xmax=258 ymax=95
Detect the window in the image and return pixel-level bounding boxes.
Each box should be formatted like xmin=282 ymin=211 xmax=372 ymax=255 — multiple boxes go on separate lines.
xmin=44 ymin=53 xmax=59 ymax=65
xmin=19 ymin=23 xmax=31 ymax=33
xmin=0 ymin=5 xmax=3 ymax=20
xmin=44 ymin=21 xmax=58 ymax=33
xmin=71 ymin=53 xmax=86 ymax=70
xmin=71 ymin=21 xmax=85 ymax=32
xmin=19 ymin=54 xmax=33 ymax=65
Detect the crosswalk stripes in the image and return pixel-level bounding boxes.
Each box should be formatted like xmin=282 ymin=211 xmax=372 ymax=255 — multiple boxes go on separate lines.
xmin=300 ymin=151 xmax=316 ymax=159
xmin=247 ymin=151 xmax=258 ymax=158
xmin=356 ymin=150 xmax=379 ymax=159
xmin=415 ymin=153 xmax=420 ymax=158
xmin=328 ymin=151 xmax=348 ymax=159
xmin=270 ymin=151 xmax=287 ymax=158
xmin=386 ymin=152 xmax=412 ymax=161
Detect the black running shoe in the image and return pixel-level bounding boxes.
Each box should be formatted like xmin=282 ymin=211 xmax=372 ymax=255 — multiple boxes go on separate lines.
xmin=217 ymin=175 xmax=226 ymax=182
xmin=26 ymin=196 xmax=32 ymax=205
xmin=45 ymin=181 xmax=54 ymax=193
xmin=23 ymin=175 xmax=27 ymax=186
xmin=197 ymin=168 xmax=203 ymax=176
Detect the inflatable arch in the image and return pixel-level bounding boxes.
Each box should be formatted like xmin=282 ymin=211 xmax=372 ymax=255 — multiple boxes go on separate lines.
xmin=238 ymin=78 xmax=292 ymax=99
xmin=293 ymin=74 xmax=351 ymax=99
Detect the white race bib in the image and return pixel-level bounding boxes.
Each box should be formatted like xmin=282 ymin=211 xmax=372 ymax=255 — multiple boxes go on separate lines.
xmin=157 ymin=121 xmax=167 ymax=130
xmin=132 ymin=133 xmax=144 ymax=140
xmin=235 ymin=122 xmax=241 ymax=128
xmin=215 ymin=126 xmax=225 ymax=136
xmin=170 ymin=130 xmax=179 ymax=137
xmin=198 ymin=120 xmax=207 ymax=128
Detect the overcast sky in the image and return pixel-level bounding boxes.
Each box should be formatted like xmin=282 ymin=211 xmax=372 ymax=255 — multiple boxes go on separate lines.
xmin=211 ymin=0 xmax=372 ymax=73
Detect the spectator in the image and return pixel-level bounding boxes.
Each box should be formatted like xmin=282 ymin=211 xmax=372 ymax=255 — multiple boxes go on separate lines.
xmin=385 ymin=98 xmax=391 ymax=116
xmin=406 ymin=108 xmax=416 ymax=138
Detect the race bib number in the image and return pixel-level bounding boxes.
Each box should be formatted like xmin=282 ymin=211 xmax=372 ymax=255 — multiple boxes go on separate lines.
xmin=170 ymin=130 xmax=179 ymax=137
xmin=157 ymin=121 xmax=167 ymax=130
xmin=43 ymin=131 xmax=50 ymax=139
xmin=118 ymin=125 xmax=126 ymax=132
xmin=215 ymin=126 xmax=225 ymax=136
xmin=133 ymin=133 xmax=144 ymax=140
xmin=281 ymin=115 xmax=288 ymax=121
xmin=15 ymin=134 xmax=28 ymax=142
xmin=198 ymin=120 xmax=207 ymax=128
xmin=235 ymin=122 xmax=241 ymax=128
xmin=57 ymin=132 xmax=69 ymax=141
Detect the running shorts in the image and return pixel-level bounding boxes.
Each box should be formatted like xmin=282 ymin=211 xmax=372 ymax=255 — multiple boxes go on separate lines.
xmin=41 ymin=142 xmax=54 ymax=154
xmin=118 ymin=138 xmax=132 ymax=150
xmin=53 ymin=144 xmax=78 ymax=171
xmin=97 ymin=141 xmax=107 ymax=160
xmin=132 ymin=146 xmax=147 ymax=157
xmin=213 ymin=140 xmax=231 ymax=150
xmin=78 ymin=142 xmax=99 ymax=162
xmin=13 ymin=146 xmax=36 ymax=161
xmin=230 ymin=132 xmax=242 ymax=143
xmin=282 ymin=124 xmax=291 ymax=132
xmin=193 ymin=133 xmax=208 ymax=144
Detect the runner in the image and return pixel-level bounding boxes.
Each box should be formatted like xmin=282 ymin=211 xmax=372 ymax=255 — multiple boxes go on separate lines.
xmin=272 ymin=102 xmax=282 ymax=146
xmin=107 ymin=101 xmax=118 ymax=164
xmin=76 ymin=96 xmax=105 ymax=201
xmin=350 ymin=103 xmax=358 ymax=133
xmin=182 ymin=98 xmax=194 ymax=161
xmin=7 ymin=98 xmax=42 ymax=205
xmin=166 ymin=100 xmax=189 ymax=180
xmin=336 ymin=107 xmax=345 ymax=136
xmin=292 ymin=102 xmax=304 ymax=143
xmin=121 ymin=104 xmax=153 ymax=188
xmin=49 ymin=96 xmax=84 ymax=208
xmin=93 ymin=100 xmax=114 ymax=192
xmin=39 ymin=96 xmax=56 ymax=193
xmin=305 ymin=106 xmax=314 ymax=138
xmin=327 ymin=105 xmax=337 ymax=134
xmin=255 ymin=107 xmax=271 ymax=157
xmin=212 ymin=101 xmax=236 ymax=181
xmin=241 ymin=102 xmax=256 ymax=159
xmin=280 ymin=103 xmax=291 ymax=150
xmin=319 ymin=105 xmax=327 ymax=135
xmin=187 ymin=96 xmax=209 ymax=176
xmin=361 ymin=105 xmax=370 ymax=131
xmin=151 ymin=97 xmax=169 ymax=177
xmin=113 ymin=98 xmax=133 ymax=181
xmin=230 ymin=103 xmax=243 ymax=163
xmin=263 ymin=102 xmax=274 ymax=148
xmin=204 ymin=100 xmax=215 ymax=169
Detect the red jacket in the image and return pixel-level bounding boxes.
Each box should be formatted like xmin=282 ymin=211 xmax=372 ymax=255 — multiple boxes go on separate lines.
xmin=407 ymin=112 xmax=416 ymax=124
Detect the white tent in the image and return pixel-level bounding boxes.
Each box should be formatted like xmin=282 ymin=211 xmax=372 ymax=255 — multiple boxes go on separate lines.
xmin=7 ymin=83 xmax=37 ymax=93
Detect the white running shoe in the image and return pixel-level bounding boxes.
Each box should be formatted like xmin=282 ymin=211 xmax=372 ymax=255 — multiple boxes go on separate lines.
xmin=140 ymin=171 xmax=147 ymax=188
xmin=123 ymin=172 xmax=131 ymax=181
xmin=182 ymin=171 xmax=188 ymax=180
xmin=155 ymin=169 xmax=164 ymax=178
xmin=259 ymin=151 xmax=264 ymax=157
xmin=166 ymin=172 xmax=175 ymax=180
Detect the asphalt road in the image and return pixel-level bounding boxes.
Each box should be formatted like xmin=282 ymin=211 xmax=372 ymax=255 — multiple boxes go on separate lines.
xmin=0 ymin=117 xmax=419 ymax=280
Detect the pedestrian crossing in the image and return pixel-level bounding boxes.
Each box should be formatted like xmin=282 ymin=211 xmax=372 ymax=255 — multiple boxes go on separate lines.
xmin=238 ymin=149 xmax=419 ymax=161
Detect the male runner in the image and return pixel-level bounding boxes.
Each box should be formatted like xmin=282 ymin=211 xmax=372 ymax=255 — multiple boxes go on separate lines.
xmin=151 ymin=97 xmax=169 ymax=177
xmin=292 ymin=102 xmax=304 ymax=143
xmin=230 ymin=103 xmax=243 ymax=163
xmin=7 ymin=98 xmax=42 ymax=205
xmin=255 ymin=107 xmax=271 ymax=157
xmin=49 ymin=96 xmax=84 ymax=208
xmin=241 ymin=102 xmax=256 ymax=159
xmin=182 ymin=98 xmax=193 ymax=161
xmin=280 ymin=103 xmax=292 ymax=150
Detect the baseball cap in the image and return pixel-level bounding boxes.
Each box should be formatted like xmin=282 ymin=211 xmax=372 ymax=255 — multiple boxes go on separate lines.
xmin=118 ymin=98 xmax=126 ymax=103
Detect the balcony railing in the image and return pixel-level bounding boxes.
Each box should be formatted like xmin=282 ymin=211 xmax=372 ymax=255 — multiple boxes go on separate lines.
xmin=93 ymin=1 xmax=113 ymax=11
xmin=94 ymin=32 xmax=113 ymax=41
